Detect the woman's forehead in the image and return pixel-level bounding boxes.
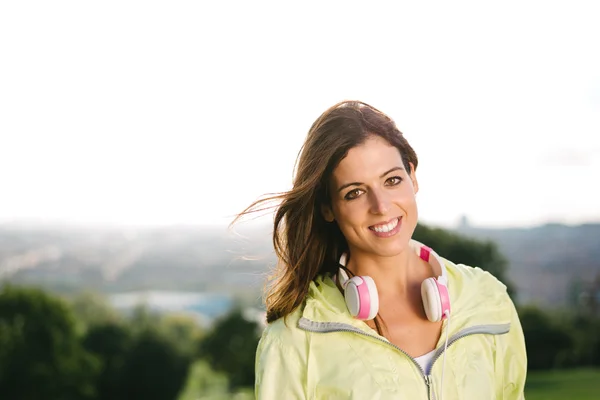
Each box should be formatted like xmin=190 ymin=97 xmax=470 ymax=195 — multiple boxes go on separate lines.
xmin=332 ymin=137 xmax=402 ymax=181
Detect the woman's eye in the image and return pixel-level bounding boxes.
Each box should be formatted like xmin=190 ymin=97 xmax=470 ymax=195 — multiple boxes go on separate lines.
xmin=386 ymin=176 xmax=403 ymax=186
xmin=344 ymin=189 xmax=362 ymax=200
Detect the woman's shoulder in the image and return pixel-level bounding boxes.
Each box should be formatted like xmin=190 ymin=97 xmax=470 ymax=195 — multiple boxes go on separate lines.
xmin=443 ymin=258 xmax=515 ymax=320
xmin=254 ymin=305 xmax=313 ymax=396
xmin=445 ymin=258 xmax=509 ymax=292
xmin=257 ymin=304 xmax=308 ymax=351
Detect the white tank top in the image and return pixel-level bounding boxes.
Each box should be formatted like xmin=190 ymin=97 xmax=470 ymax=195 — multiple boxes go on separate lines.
xmin=414 ymin=349 xmax=436 ymax=372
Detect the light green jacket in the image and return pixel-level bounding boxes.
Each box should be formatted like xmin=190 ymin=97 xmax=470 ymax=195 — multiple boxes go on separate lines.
xmin=255 ymin=259 xmax=527 ymax=399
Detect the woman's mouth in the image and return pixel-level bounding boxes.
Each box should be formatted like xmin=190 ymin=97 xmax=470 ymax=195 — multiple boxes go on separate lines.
xmin=369 ymin=217 xmax=402 ymax=237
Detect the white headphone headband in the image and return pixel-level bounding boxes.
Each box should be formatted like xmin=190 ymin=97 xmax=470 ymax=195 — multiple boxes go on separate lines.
xmin=337 ymin=239 xmax=448 ymax=286
xmin=409 ymin=239 xmax=449 ymax=285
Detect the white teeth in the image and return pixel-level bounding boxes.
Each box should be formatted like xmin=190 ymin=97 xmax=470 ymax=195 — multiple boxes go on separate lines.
xmin=372 ymin=218 xmax=399 ymax=233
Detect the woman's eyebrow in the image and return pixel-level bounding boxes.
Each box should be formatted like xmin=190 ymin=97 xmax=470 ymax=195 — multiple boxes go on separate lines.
xmin=337 ymin=166 xmax=404 ymax=193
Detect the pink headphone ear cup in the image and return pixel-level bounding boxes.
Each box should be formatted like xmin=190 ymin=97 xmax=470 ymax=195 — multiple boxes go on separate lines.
xmin=344 ymin=278 xmax=361 ymax=318
xmin=436 ymin=279 xmax=451 ymax=318
xmin=361 ymin=276 xmax=379 ymax=320
xmin=344 ymin=276 xmax=379 ymax=320
xmin=421 ymin=277 xmax=443 ymax=322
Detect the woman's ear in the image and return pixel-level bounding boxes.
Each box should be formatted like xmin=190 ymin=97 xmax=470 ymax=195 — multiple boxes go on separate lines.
xmin=321 ymin=204 xmax=335 ymax=222
xmin=409 ymin=162 xmax=419 ymax=194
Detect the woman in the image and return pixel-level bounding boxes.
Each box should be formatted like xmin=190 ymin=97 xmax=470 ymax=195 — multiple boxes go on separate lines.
xmin=235 ymin=101 xmax=527 ymax=399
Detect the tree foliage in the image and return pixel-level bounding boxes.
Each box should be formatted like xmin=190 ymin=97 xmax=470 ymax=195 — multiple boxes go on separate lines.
xmin=0 ymin=285 xmax=99 ymax=400
xmin=519 ymin=306 xmax=574 ymax=370
xmin=80 ymin=311 xmax=195 ymax=400
xmin=198 ymin=308 xmax=260 ymax=390
xmin=0 ymin=285 xmax=198 ymax=400
xmin=118 ymin=329 xmax=192 ymax=400
xmin=82 ymin=322 xmax=133 ymax=400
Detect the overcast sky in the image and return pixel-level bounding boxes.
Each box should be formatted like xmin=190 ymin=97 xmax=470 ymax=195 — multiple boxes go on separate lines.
xmin=1 ymin=1 xmax=599 ymax=229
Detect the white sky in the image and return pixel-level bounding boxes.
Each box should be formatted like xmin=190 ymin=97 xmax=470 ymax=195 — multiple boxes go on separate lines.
xmin=1 ymin=1 xmax=599 ymax=229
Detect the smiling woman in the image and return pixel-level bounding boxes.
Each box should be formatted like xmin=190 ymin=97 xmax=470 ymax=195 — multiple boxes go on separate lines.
xmin=321 ymin=135 xmax=419 ymax=260
xmin=233 ymin=100 xmax=527 ymax=400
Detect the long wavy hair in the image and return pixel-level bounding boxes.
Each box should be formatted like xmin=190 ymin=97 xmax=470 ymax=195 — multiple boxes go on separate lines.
xmin=232 ymin=100 xmax=419 ymax=324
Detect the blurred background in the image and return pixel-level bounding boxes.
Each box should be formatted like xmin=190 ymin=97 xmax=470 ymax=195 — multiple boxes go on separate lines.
xmin=1 ymin=1 xmax=599 ymax=399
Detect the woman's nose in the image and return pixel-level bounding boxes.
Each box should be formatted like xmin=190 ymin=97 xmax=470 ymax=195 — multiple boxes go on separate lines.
xmin=369 ymin=189 xmax=390 ymax=215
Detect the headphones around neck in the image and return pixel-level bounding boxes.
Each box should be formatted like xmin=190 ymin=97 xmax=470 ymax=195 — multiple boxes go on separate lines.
xmin=337 ymin=239 xmax=451 ymax=322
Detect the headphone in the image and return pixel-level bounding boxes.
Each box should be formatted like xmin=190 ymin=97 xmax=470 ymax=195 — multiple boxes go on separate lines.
xmin=337 ymin=239 xmax=451 ymax=322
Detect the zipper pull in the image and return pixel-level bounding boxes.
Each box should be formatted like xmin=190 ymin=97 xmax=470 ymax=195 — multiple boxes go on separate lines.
xmin=425 ymin=375 xmax=435 ymax=400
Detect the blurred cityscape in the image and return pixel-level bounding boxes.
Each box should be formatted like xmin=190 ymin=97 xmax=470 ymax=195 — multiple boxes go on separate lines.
xmin=2 ymin=219 xmax=599 ymax=317
xmin=0 ymin=222 xmax=274 ymax=325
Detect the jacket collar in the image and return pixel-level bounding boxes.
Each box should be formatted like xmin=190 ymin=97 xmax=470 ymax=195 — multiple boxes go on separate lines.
xmin=298 ymin=258 xmax=512 ymax=338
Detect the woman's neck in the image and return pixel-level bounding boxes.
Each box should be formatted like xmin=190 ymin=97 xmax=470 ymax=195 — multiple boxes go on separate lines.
xmin=346 ymin=247 xmax=433 ymax=300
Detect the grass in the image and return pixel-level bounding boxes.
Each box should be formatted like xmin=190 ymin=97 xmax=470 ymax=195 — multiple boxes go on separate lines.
xmin=524 ymin=368 xmax=600 ymax=400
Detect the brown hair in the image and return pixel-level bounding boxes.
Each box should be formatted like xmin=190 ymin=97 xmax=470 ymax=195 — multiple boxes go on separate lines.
xmin=232 ymin=100 xmax=418 ymax=324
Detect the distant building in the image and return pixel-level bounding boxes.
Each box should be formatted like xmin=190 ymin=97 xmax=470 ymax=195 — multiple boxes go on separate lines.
xmin=458 ymin=214 xmax=471 ymax=230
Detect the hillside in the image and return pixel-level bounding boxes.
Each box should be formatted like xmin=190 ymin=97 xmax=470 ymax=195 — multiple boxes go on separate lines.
xmin=456 ymin=222 xmax=600 ymax=306
xmin=0 ymin=223 xmax=274 ymax=303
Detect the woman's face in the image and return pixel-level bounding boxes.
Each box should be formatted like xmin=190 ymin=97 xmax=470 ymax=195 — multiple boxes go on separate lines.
xmin=323 ymin=135 xmax=419 ymax=259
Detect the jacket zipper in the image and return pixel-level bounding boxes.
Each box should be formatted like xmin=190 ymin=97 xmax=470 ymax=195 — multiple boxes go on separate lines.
xmin=298 ymin=318 xmax=510 ymax=399
xmin=425 ymin=375 xmax=432 ymax=399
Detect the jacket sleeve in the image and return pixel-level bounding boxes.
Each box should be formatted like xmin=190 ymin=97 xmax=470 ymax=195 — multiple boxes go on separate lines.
xmin=499 ymin=295 xmax=528 ymax=399
xmin=255 ymin=322 xmax=308 ymax=400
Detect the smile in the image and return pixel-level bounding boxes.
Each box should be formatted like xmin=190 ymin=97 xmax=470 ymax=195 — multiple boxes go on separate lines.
xmin=369 ymin=217 xmax=401 ymax=234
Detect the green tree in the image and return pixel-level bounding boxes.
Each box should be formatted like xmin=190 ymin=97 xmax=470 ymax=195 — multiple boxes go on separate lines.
xmin=563 ymin=312 xmax=600 ymax=367
xmin=82 ymin=322 xmax=133 ymax=400
xmin=69 ymin=290 xmax=122 ymax=333
xmin=519 ymin=305 xmax=574 ymax=369
xmin=0 ymin=285 xmax=99 ymax=399
xmin=198 ymin=308 xmax=260 ymax=390
xmin=120 ymin=329 xmax=192 ymax=400
xmin=83 ymin=319 xmax=194 ymax=400
xmin=157 ymin=312 xmax=205 ymax=355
